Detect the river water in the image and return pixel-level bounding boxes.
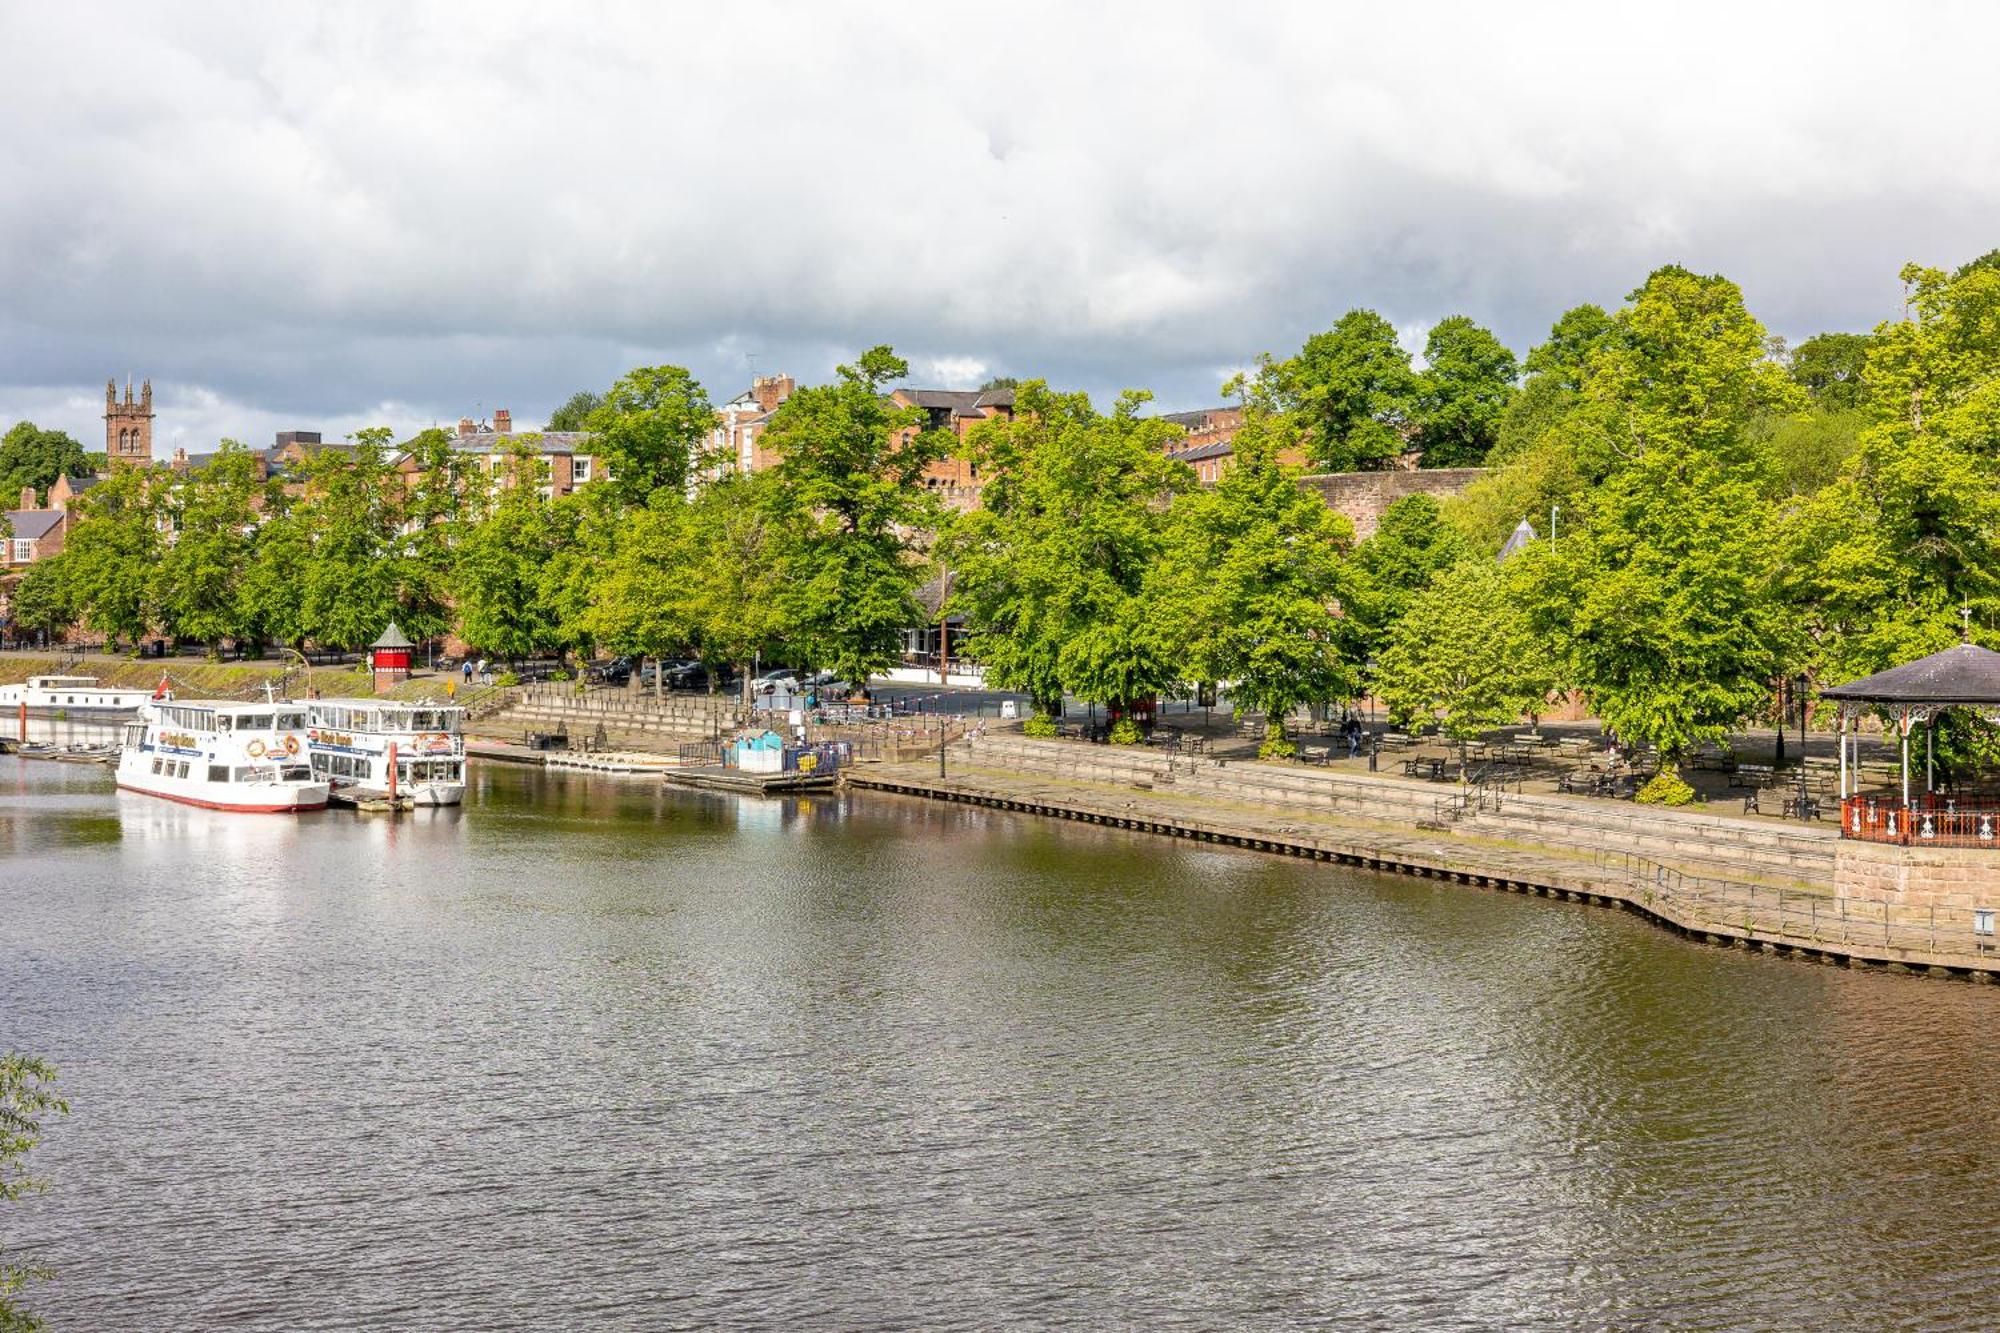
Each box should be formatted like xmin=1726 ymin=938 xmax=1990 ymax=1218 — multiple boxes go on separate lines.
xmin=4 ymin=755 xmax=2000 ymax=1330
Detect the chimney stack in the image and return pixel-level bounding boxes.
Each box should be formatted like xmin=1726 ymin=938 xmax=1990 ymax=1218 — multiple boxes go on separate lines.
xmin=493 ymin=408 xmax=512 ymax=434
xmin=752 ymin=375 xmax=795 ymax=415
xmin=19 ymin=486 xmax=34 ymax=510
xmin=458 ymin=417 xmax=476 ymax=438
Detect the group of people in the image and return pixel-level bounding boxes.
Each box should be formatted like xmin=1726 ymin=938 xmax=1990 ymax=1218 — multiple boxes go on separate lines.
xmin=460 ymin=658 xmax=492 ymax=688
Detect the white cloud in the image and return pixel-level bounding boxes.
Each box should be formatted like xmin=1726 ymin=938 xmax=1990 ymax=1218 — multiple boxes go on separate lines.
xmin=4 ymin=0 xmax=1999 ymax=445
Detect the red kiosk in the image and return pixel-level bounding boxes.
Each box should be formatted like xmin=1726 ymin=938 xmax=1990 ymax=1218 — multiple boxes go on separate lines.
xmin=370 ymin=622 xmax=413 ymax=693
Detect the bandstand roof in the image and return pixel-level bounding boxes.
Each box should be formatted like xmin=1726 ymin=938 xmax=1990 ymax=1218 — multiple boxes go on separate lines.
xmin=370 ymin=621 xmax=414 ymax=650
xmin=1821 ymin=642 xmax=2000 ymax=705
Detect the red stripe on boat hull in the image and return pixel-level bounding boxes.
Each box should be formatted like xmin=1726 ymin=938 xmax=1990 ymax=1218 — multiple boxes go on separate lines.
xmin=116 ymin=783 xmax=327 ymax=813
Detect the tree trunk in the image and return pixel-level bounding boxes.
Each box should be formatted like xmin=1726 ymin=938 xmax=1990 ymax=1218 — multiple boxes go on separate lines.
xmin=653 ymin=657 xmax=663 ymax=702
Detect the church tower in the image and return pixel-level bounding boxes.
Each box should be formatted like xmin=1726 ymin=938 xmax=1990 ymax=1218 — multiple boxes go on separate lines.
xmin=105 ymin=376 xmax=155 ymax=465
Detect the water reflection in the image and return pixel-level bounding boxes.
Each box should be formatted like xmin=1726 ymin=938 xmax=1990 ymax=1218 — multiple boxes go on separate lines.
xmin=3 ymin=759 xmax=2000 ymax=1329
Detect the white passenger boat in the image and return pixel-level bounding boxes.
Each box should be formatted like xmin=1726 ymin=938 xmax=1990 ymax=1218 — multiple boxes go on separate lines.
xmin=115 ymin=699 xmax=329 ymax=812
xmin=0 ymin=674 xmax=155 ymax=721
xmin=305 ymin=699 xmax=467 ymax=806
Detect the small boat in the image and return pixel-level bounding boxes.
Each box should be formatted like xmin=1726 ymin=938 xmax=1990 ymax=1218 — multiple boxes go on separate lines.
xmin=0 ymin=674 xmax=155 ymax=722
xmin=115 ymin=699 xmax=329 ymax=812
xmin=305 ymin=699 xmax=468 ymax=806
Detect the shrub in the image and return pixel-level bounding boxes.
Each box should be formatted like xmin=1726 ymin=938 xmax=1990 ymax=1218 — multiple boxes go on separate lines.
xmin=1635 ymin=772 xmax=1697 ymax=806
xmin=1257 ymin=719 xmax=1296 ymax=760
xmin=494 ymin=670 xmax=521 ymax=687
xmin=549 ymin=668 xmax=572 ymax=681
xmin=1021 ymin=713 xmax=1059 ymax=738
xmin=1108 ymin=717 xmax=1143 ymax=745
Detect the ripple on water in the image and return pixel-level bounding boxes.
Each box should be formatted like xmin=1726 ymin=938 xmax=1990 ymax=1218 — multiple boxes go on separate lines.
xmin=4 ymin=756 xmax=2000 ymax=1330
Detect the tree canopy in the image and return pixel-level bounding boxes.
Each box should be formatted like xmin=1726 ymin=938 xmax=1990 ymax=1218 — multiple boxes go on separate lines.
xmin=0 ymin=423 xmax=88 ymax=507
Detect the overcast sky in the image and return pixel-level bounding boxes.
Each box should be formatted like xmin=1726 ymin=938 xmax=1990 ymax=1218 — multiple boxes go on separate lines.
xmin=4 ymin=1 xmax=1996 ymax=453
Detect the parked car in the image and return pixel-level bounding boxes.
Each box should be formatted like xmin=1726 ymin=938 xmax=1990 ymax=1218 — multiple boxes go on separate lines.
xmin=589 ymin=655 xmax=637 ymax=685
xmin=665 ymin=662 xmax=713 ymax=690
xmin=752 ymin=669 xmax=799 ymax=695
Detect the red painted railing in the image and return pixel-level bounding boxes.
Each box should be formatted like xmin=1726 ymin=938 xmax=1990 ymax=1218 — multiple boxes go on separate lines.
xmin=1842 ymin=796 xmax=2000 ymax=848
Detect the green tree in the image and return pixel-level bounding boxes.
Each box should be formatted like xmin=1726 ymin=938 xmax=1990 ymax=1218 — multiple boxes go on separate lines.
xmin=1 ymin=1054 xmax=68 ymax=1333
xmin=0 ymin=424 xmax=88 ymax=507
xmin=545 ymin=389 xmax=604 ymax=433
xmin=682 ymin=473 xmax=791 ymax=701
xmin=1152 ymin=414 xmax=1358 ymax=754
xmin=61 ymin=464 xmax=162 ymax=649
xmin=1412 ymin=316 xmax=1518 ymax=468
xmin=947 ymin=381 xmax=1190 ymax=719
xmin=395 ymin=427 xmax=475 ymax=645
xmin=1346 ymin=493 xmax=1466 ymax=658
xmin=1376 ymin=558 xmax=1553 ymax=752
xmin=585 ymin=366 xmax=713 ymax=503
xmin=1563 ymin=265 xmax=1802 ymax=760
xmin=6 ymin=557 xmax=76 ymax=646
xmin=1788 ymin=331 xmax=1872 ymax=410
xmin=760 ymin=346 xmax=945 ymax=685
xmin=287 ymin=441 xmax=410 ymax=649
xmin=1286 ymin=309 xmax=1419 ymax=472
xmin=1779 ymin=260 xmax=2000 ymax=682
xmin=149 ymin=442 xmax=265 ymax=653
xmin=1522 ymin=303 xmax=1617 ymax=391
xmin=587 ymin=493 xmax=694 ymax=695
xmin=454 ymin=445 xmax=570 ymax=660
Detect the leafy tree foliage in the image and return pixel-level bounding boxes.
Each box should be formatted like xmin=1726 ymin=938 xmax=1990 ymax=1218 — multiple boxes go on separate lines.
xmin=6 ymin=557 xmax=76 ymax=645
xmin=1412 ymin=316 xmax=1518 ymax=468
xmin=1376 ymin=558 xmax=1553 ymax=744
xmin=1286 ymin=309 xmax=1419 ymax=472
xmin=760 ymin=346 xmax=943 ymax=684
xmin=1562 ymin=266 xmax=1802 ymax=758
xmin=1788 ymin=331 xmax=1872 ymax=410
xmin=150 ymin=443 xmax=265 ymax=652
xmin=1152 ymin=413 xmax=1359 ymax=737
xmin=545 ymin=389 xmax=604 ymax=433
xmin=1521 ymin=303 xmax=1617 ymax=391
xmin=0 ymin=424 xmax=88 ymax=508
xmin=1346 ymin=494 xmax=1466 ymax=658
xmin=585 ymin=366 xmax=713 ymax=503
xmin=1 ymin=1054 xmax=68 ymax=1333
xmin=454 ymin=446 xmax=575 ymax=659
xmin=946 ymin=382 xmax=1189 ymax=717
xmin=1779 ymin=261 xmax=2000 ymax=683
xmin=61 ymin=465 xmax=162 ymax=649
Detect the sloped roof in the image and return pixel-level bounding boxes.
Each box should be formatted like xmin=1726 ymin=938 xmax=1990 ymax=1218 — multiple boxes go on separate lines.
xmin=1166 ymin=440 xmax=1236 ymax=463
xmin=1159 ymin=406 xmax=1233 ymax=427
xmin=3 ymin=510 xmax=63 ymax=541
xmin=444 ymin=431 xmax=594 ymax=456
xmin=371 ymin=621 xmax=414 ymax=649
xmin=1822 ymin=642 xmax=2000 ymax=705
xmin=1498 ymin=517 xmax=1538 ymax=562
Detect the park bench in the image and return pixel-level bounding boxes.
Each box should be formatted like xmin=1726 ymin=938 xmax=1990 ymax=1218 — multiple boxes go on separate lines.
xmin=1728 ymin=763 xmax=1775 ymax=789
xmin=522 ymin=728 xmax=569 ymax=752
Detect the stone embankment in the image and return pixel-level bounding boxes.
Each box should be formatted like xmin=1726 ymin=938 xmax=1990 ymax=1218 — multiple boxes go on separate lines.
xmin=477 ymin=685 xmax=736 ymax=752
xmin=845 ymin=734 xmax=2000 ymax=981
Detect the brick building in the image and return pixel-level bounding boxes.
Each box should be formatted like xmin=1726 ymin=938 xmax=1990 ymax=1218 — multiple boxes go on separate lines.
xmin=397 ymin=409 xmax=600 ymax=499
xmin=704 ymin=375 xmax=796 ymax=479
xmin=888 ymin=386 xmax=1015 ymax=509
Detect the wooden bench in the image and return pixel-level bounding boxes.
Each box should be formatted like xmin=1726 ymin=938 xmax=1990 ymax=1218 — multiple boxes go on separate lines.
xmin=1728 ymin=764 xmax=1775 ymax=789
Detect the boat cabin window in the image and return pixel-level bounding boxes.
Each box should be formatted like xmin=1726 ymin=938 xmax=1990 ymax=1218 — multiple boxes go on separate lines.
xmin=277 ymin=711 xmax=306 ymax=730
xmin=237 ymin=713 xmax=273 ymax=731
xmin=281 ymin=765 xmax=310 ymax=781
xmin=209 ymin=765 xmax=230 ymax=783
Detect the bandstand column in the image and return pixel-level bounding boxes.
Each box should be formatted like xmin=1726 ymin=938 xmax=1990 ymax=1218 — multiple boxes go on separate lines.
xmin=1900 ymin=709 xmax=1911 ymax=807
xmin=1838 ymin=709 xmax=1849 ymax=800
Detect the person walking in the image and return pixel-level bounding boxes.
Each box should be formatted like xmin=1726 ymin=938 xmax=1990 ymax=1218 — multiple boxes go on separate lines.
xmin=462 ymin=659 xmax=474 ymax=687
xmin=478 ymin=657 xmax=491 ymax=686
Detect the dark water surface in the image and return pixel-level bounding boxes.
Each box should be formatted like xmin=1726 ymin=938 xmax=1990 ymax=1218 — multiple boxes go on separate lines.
xmin=5 ymin=756 xmax=2000 ymax=1330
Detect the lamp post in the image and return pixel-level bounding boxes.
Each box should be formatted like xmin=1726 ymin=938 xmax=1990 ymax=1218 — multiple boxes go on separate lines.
xmin=1773 ymin=675 xmax=1787 ymax=771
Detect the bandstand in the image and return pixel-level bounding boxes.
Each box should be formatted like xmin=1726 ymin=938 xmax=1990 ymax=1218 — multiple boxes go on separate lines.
xmin=1823 ymin=641 xmax=2000 ymax=848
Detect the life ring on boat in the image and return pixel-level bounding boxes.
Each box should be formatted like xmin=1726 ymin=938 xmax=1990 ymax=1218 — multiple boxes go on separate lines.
xmin=283 ymin=734 xmax=301 ymax=756
xmin=246 ymin=739 xmax=266 ymax=758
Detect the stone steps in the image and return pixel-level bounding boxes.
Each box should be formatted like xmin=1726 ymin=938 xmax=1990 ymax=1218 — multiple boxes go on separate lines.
xmin=965 ymin=734 xmax=1836 ymax=885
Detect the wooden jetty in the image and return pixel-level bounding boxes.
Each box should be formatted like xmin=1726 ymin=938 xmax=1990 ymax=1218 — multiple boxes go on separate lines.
xmin=664 ymin=766 xmax=839 ymax=796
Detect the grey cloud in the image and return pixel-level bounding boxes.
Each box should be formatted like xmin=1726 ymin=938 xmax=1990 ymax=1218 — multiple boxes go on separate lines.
xmin=4 ymin=0 xmax=1998 ymax=448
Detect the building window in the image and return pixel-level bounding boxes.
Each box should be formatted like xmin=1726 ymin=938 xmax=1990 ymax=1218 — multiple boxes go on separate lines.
xmin=10 ymin=540 xmax=28 ymax=562
xmin=571 ymin=457 xmax=592 ymax=483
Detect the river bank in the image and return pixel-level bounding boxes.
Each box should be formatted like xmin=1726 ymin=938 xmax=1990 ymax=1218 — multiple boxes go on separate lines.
xmin=849 ymin=735 xmax=2000 ymax=980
